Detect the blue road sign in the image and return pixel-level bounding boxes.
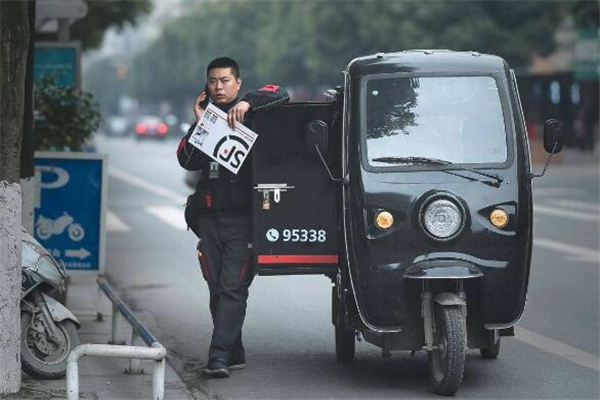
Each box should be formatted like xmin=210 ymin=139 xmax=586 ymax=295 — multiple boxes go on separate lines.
xmin=34 ymin=42 xmax=81 ymax=88
xmin=34 ymin=152 xmax=107 ymax=273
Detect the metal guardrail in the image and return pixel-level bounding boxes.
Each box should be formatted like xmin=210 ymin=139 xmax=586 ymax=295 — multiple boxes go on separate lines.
xmin=66 ymin=276 xmax=167 ymax=400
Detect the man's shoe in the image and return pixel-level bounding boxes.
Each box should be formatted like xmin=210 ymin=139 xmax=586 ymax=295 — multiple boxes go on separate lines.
xmin=229 ymin=354 xmax=245 ymax=370
xmin=201 ymin=358 xmax=230 ymax=378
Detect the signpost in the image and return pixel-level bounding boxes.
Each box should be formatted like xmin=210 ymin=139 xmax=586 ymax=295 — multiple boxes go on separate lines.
xmin=34 ymin=152 xmax=107 ymax=274
xmin=34 ymin=41 xmax=81 ymax=89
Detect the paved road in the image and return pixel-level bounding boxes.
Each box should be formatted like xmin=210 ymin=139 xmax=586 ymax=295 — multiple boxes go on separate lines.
xmin=97 ymin=135 xmax=599 ymax=399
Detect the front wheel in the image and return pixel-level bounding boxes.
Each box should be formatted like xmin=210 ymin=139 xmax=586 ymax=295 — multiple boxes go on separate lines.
xmin=68 ymin=223 xmax=85 ymax=241
xmin=428 ymin=305 xmax=466 ymax=396
xmin=21 ymin=312 xmax=80 ymax=379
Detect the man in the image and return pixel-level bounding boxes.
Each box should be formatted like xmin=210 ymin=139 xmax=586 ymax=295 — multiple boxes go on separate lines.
xmin=177 ymin=57 xmax=289 ymax=378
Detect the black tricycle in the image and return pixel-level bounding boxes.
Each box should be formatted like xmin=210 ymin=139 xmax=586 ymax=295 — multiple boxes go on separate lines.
xmin=248 ymin=50 xmax=564 ymax=396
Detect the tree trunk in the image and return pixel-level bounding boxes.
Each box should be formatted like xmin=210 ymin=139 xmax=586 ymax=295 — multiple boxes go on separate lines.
xmin=0 ymin=0 xmax=30 ymax=394
xmin=21 ymin=0 xmax=36 ymax=235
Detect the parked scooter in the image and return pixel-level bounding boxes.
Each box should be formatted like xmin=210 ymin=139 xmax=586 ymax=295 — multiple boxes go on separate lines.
xmin=21 ymin=230 xmax=81 ymax=379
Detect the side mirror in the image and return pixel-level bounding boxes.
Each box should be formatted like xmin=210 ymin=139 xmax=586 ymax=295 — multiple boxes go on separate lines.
xmin=304 ymin=119 xmax=329 ymax=153
xmin=543 ymin=119 xmax=564 ymax=154
xmin=533 ymin=118 xmax=565 ymax=179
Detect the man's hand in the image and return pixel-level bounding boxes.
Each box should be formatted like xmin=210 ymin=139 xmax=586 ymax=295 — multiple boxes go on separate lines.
xmin=194 ymin=92 xmax=207 ymax=122
xmin=227 ymin=101 xmax=251 ymax=129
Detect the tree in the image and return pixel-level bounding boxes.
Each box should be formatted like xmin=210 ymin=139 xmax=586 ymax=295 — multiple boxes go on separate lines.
xmin=570 ymin=0 xmax=600 ymax=29
xmin=34 ymin=76 xmax=102 ymax=151
xmin=0 ymin=0 xmax=29 ymax=394
xmin=70 ymin=0 xmax=153 ymax=50
xmin=120 ymin=0 xmax=566 ymax=108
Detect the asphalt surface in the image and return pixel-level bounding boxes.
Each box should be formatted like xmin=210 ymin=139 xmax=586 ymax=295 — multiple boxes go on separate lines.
xmin=97 ymin=134 xmax=599 ymax=399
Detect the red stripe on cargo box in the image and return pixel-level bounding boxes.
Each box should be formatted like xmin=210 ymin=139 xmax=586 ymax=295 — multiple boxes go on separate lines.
xmin=258 ymin=255 xmax=339 ymax=264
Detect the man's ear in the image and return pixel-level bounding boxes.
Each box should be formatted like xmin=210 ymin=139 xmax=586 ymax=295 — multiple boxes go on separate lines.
xmin=237 ymin=77 xmax=242 ymax=88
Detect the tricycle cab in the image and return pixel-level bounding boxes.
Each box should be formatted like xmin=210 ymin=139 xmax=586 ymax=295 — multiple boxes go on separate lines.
xmin=343 ymin=50 xmax=534 ymax=331
xmin=251 ymin=50 xmax=563 ymax=396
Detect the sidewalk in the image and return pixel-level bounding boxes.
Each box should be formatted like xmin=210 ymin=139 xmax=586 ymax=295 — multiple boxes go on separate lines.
xmin=4 ymin=275 xmax=195 ymax=400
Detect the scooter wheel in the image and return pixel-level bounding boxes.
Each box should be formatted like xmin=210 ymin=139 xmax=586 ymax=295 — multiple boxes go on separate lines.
xmin=21 ymin=312 xmax=80 ymax=380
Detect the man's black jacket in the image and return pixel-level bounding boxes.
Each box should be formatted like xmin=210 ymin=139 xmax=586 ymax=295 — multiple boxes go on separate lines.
xmin=177 ymin=85 xmax=290 ymax=216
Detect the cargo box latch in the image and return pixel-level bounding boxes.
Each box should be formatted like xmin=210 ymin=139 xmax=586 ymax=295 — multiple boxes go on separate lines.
xmin=254 ymin=183 xmax=295 ymax=210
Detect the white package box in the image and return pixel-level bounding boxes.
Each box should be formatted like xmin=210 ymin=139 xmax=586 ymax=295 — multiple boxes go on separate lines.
xmin=188 ymin=103 xmax=258 ymax=174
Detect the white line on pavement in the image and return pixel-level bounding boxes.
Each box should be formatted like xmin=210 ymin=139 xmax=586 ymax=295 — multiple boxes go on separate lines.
xmin=546 ymin=199 xmax=600 ymax=213
xmin=534 ymin=204 xmax=600 ymax=221
xmin=533 ymin=187 xmax=586 ymax=197
xmin=534 ymin=237 xmax=599 ymax=264
xmin=108 ymin=166 xmax=187 ymax=204
xmin=515 ymin=327 xmax=600 ymax=372
xmin=146 ymin=206 xmax=187 ymax=231
xmin=106 ymin=210 xmax=131 ymax=232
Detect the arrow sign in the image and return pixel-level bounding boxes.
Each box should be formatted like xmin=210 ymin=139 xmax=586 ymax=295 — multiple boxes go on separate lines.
xmin=65 ymin=248 xmax=90 ymax=260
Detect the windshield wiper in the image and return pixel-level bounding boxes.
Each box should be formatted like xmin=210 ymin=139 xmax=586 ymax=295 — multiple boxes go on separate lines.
xmin=372 ymin=156 xmax=451 ymax=165
xmin=371 ymin=156 xmax=503 ymax=188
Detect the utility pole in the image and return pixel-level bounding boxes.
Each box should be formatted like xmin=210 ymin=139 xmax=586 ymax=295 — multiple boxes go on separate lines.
xmin=0 ymin=0 xmax=30 ymax=394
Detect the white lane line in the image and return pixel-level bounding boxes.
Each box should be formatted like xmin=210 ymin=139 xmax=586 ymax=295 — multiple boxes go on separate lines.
xmin=534 ymin=237 xmax=599 ymax=264
xmin=146 ymin=206 xmax=187 ymax=231
xmin=106 ymin=210 xmax=131 ymax=232
xmin=108 ymin=166 xmax=187 ymax=204
xmin=534 ymin=204 xmax=600 ymax=221
xmin=515 ymin=327 xmax=600 ymax=372
xmin=547 ymin=199 xmax=600 ymax=213
xmin=534 ymin=188 xmax=585 ymax=197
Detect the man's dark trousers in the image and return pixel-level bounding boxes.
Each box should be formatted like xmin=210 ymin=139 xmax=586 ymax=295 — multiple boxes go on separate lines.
xmin=197 ymin=214 xmax=253 ymax=363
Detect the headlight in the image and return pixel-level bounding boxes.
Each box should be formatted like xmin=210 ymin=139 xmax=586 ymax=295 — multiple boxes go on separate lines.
xmin=21 ymin=231 xmax=66 ymax=287
xmin=422 ymin=198 xmax=464 ymax=239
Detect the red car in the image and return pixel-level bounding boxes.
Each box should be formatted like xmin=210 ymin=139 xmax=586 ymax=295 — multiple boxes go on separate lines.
xmin=135 ymin=115 xmax=168 ymax=140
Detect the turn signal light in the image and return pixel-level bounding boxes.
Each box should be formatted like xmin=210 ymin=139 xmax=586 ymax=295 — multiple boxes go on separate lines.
xmin=375 ymin=211 xmax=394 ymax=230
xmin=490 ymin=209 xmax=508 ymax=228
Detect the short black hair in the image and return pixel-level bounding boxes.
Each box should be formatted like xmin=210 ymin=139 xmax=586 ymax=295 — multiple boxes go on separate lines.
xmin=206 ymin=57 xmax=240 ymax=79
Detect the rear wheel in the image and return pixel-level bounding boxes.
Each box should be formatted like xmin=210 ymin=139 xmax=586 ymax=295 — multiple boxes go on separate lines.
xmin=428 ymin=305 xmax=466 ymax=396
xmin=480 ymin=330 xmax=501 ymax=359
xmin=333 ymin=285 xmax=355 ymax=363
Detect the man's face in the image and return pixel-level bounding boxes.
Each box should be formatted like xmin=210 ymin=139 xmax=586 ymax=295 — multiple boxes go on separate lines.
xmin=207 ymin=67 xmax=241 ymax=105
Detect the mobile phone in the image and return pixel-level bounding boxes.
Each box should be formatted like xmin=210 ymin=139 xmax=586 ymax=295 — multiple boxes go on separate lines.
xmin=199 ymin=84 xmax=211 ymax=109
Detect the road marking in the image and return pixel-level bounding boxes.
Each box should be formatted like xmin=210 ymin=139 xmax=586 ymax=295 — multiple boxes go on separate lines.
xmin=534 ymin=237 xmax=599 ymax=264
xmin=109 ymin=166 xmax=187 ymax=204
xmin=534 ymin=204 xmax=599 ymax=221
xmin=146 ymin=206 xmax=187 ymax=231
xmin=546 ymin=199 xmax=600 ymax=213
xmin=533 ymin=187 xmax=585 ymax=197
xmin=515 ymin=327 xmax=600 ymax=372
xmin=106 ymin=210 xmax=131 ymax=232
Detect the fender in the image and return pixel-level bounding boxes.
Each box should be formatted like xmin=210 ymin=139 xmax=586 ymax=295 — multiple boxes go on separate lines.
xmin=403 ymin=259 xmax=483 ymax=280
xmin=434 ymin=292 xmax=466 ymax=307
xmin=42 ymin=293 xmax=81 ymax=328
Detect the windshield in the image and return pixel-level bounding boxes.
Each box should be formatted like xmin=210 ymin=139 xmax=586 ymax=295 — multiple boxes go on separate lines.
xmin=365 ymin=76 xmax=508 ymax=167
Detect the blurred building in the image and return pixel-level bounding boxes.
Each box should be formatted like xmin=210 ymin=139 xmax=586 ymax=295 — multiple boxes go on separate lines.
xmin=520 ymin=16 xmax=599 ymax=151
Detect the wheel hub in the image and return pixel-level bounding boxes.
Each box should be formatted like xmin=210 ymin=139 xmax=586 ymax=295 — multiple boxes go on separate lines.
xmin=27 ymin=314 xmax=67 ymax=358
